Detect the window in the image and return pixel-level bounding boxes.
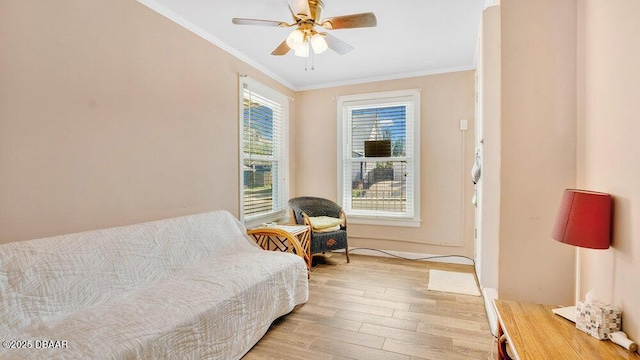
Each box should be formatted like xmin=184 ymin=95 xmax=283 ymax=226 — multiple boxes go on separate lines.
xmin=239 ymin=77 xmax=289 ymax=225
xmin=337 ymin=89 xmax=421 ymax=227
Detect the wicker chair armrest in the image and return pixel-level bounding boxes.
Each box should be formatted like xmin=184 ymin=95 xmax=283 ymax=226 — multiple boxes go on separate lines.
xmin=302 ymin=212 xmax=314 ymax=232
xmin=339 ymin=209 xmax=347 ymax=229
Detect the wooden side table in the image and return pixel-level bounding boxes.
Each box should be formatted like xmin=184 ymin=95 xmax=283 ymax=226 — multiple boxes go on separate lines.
xmin=247 ymin=224 xmax=311 ymax=273
xmin=494 ymin=299 xmax=640 ymax=360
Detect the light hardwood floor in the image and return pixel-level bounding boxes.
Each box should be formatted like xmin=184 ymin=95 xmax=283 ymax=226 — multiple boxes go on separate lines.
xmin=244 ymin=254 xmax=496 ymax=360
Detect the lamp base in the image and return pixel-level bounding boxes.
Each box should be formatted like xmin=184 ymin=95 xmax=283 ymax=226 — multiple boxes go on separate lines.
xmin=552 ymin=305 xmax=577 ymax=323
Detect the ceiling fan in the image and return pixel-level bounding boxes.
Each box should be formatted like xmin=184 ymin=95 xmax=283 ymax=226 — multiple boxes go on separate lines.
xmin=232 ymin=0 xmax=377 ymax=58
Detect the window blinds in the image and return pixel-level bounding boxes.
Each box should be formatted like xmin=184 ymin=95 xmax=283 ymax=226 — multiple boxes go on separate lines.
xmin=241 ymin=81 xmax=286 ymax=220
xmin=341 ymin=96 xmax=416 ymax=219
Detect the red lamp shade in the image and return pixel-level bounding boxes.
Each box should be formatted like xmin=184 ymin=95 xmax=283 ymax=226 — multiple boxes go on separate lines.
xmin=551 ymin=189 xmax=612 ymax=249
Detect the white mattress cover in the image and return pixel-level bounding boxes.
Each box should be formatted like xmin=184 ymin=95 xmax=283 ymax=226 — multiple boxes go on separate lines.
xmin=0 ymin=211 xmax=308 ymax=359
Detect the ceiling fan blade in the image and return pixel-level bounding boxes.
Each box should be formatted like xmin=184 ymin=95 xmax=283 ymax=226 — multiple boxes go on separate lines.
xmin=290 ymin=0 xmax=311 ymax=19
xmin=323 ymin=33 xmax=354 ymax=55
xmin=232 ymin=18 xmax=288 ymax=27
xmin=287 ymin=5 xmax=300 ymax=22
xmin=321 ymin=12 xmax=377 ymax=30
xmin=271 ymin=40 xmax=291 ymax=56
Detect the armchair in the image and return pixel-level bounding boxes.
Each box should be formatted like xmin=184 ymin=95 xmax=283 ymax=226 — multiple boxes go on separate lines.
xmin=288 ymin=197 xmax=350 ymax=263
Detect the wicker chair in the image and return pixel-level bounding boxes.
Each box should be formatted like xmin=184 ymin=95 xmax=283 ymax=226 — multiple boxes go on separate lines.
xmin=288 ymin=197 xmax=350 ymax=263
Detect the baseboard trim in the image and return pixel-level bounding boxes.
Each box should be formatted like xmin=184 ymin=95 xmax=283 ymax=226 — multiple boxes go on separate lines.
xmin=331 ymin=247 xmax=474 ymax=265
xmin=482 ymin=287 xmax=499 ymax=337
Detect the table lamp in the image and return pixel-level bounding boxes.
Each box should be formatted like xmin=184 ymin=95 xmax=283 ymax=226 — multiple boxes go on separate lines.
xmin=550 ymin=189 xmax=612 ymax=321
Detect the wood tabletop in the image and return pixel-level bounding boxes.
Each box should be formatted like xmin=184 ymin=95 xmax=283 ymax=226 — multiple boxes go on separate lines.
xmin=248 ymin=224 xmax=309 ymax=236
xmin=494 ymin=299 xmax=640 ymax=360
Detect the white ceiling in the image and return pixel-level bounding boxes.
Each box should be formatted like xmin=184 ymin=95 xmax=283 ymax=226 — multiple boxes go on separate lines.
xmin=138 ymin=0 xmax=487 ymax=91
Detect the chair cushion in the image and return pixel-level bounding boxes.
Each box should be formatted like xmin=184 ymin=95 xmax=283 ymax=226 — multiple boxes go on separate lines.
xmin=308 ymin=216 xmax=343 ymax=230
xmin=314 ymin=225 xmax=341 ymax=233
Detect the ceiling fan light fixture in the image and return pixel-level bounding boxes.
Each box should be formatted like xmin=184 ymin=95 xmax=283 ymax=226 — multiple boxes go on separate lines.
xmin=285 ymin=29 xmax=305 ymax=50
xmin=294 ymin=42 xmax=310 ymax=57
xmin=310 ymin=33 xmax=328 ymax=54
xmin=232 ymin=1 xmax=377 ymax=60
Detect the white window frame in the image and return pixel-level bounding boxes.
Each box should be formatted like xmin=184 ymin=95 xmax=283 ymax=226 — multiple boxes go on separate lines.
xmin=239 ymin=77 xmax=289 ymax=227
xmin=337 ymin=89 xmax=421 ymax=227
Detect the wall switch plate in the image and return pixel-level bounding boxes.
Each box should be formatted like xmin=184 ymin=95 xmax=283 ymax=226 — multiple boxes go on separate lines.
xmin=459 ymin=119 xmax=468 ymax=131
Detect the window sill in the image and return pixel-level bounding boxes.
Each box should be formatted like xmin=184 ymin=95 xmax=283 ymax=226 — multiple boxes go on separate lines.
xmin=347 ymin=216 xmax=422 ymax=228
xmin=244 ymin=212 xmax=290 ymax=229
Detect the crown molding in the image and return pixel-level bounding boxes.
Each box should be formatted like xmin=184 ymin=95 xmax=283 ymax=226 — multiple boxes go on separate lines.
xmin=136 ymin=0 xmax=296 ymax=91
xmin=294 ymin=65 xmax=476 ymax=92
xmin=137 ymin=1 xmax=477 ymax=93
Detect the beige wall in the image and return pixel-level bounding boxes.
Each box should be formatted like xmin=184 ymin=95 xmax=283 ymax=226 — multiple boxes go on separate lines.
xmin=0 ymin=0 xmax=476 ymax=261
xmin=577 ymin=0 xmax=640 ymax=340
xmin=488 ymin=0 xmax=640 ymax=336
xmin=295 ymin=72 xmax=477 ymax=257
xmin=498 ymin=0 xmax=577 ymax=305
xmin=0 ymin=0 xmax=295 ymax=243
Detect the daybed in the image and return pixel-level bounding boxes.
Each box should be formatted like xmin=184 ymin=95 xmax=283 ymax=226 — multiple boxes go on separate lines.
xmin=0 ymin=210 xmax=309 ymax=359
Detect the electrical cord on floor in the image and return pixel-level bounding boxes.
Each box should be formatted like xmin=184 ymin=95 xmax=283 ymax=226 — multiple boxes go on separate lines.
xmin=346 ymin=247 xmax=500 ymax=343
xmin=347 ymin=247 xmax=476 ymax=265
